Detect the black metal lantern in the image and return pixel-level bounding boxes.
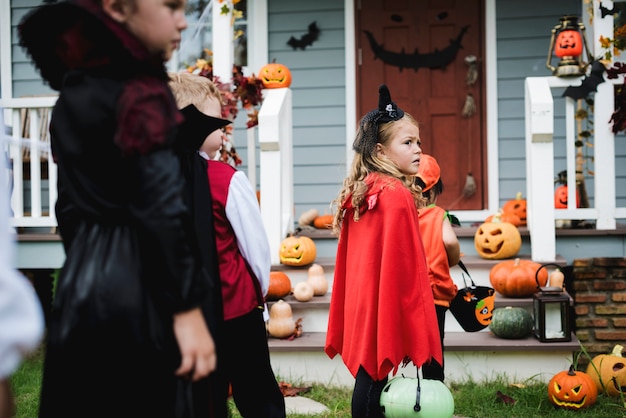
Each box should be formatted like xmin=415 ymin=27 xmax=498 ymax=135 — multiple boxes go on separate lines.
xmin=546 ymin=15 xmax=592 ymax=77
xmin=533 ymin=263 xmax=572 ymax=342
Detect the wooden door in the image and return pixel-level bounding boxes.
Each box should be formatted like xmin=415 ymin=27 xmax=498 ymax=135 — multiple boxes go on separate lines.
xmin=356 ymin=0 xmax=486 ymax=210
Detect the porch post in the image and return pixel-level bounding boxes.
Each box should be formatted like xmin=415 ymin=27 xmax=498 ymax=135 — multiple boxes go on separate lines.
xmin=212 ymin=0 xmax=234 ymax=81
xmin=258 ymin=88 xmax=293 ymax=265
xmin=525 ymin=77 xmax=556 ymax=262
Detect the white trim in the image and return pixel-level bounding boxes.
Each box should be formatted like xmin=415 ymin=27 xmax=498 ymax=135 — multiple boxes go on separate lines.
xmin=248 ymin=0 xmax=268 ymax=77
xmin=344 ymin=0 xmax=356 ymax=175
xmin=1 ymin=0 xmax=13 ymax=109
xmin=343 ymin=0 xmax=498 ymax=223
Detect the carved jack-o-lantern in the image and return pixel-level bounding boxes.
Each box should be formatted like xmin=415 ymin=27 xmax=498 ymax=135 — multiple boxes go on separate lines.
xmin=548 ymin=365 xmax=597 ymax=410
xmin=554 ymin=30 xmax=583 ymax=58
xmin=259 ymin=61 xmax=292 ymax=89
xmin=586 ymin=345 xmax=626 ymax=397
xmin=279 ymin=235 xmax=316 ymax=266
xmin=554 ymin=185 xmax=581 ymax=209
xmin=474 ymin=219 xmax=522 ymax=260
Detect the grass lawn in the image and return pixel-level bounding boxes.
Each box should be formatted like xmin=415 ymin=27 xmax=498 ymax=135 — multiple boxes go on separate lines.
xmin=10 ymin=346 xmax=626 ymax=418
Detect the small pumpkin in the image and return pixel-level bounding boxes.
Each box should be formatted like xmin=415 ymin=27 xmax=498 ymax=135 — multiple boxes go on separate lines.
xmin=293 ymin=281 xmax=314 ymax=302
xmin=502 ymin=192 xmax=527 ymax=225
xmin=259 ymin=60 xmax=292 ymax=89
xmin=266 ymin=271 xmax=292 ymax=301
xmin=489 ymin=258 xmax=548 ymax=298
xmin=549 ymin=268 xmax=565 ymax=289
xmin=313 ymin=214 xmax=333 ymax=229
xmin=548 ymin=365 xmax=597 ymax=410
xmin=489 ymin=306 xmax=533 ymax=339
xmin=586 ymin=344 xmax=626 ymax=397
xmin=554 ymin=29 xmax=584 ymax=58
xmin=267 ymin=299 xmax=296 ymax=339
xmin=298 ymin=208 xmax=319 ymax=227
xmin=474 ymin=216 xmax=522 ymax=260
xmin=307 ymin=263 xmax=328 ymax=296
xmin=279 ymin=235 xmax=317 ymax=266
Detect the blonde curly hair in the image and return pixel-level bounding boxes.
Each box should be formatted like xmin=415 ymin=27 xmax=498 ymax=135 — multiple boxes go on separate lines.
xmin=330 ymin=113 xmax=425 ymax=236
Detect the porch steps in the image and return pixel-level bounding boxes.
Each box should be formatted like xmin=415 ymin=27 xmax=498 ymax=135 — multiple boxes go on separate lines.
xmin=267 ymin=253 xmax=578 ymax=387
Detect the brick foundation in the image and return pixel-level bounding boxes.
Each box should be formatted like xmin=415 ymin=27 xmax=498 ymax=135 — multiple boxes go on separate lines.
xmin=572 ymin=257 xmax=626 ymax=369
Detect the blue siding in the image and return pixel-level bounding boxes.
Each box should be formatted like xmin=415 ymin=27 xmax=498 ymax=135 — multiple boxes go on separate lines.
xmin=9 ymin=0 xmax=625 ymax=222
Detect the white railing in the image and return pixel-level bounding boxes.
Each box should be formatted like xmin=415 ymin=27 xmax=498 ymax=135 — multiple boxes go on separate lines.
xmin=525 ymin=75 xmax=625 ymax=262
xmin=2 ymin=90 xmax=295 ymax=266
xmin=1 ymin=96 xmax=58 ymax=229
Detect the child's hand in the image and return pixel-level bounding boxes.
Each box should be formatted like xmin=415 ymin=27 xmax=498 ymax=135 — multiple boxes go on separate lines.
xmin=173 ymin=308 xmax=216 ymax=381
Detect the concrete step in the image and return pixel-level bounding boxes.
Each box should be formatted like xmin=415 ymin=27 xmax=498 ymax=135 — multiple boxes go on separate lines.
xmin=268 ymin=234 xmax=577 ymax=387
xmin=267 ymin=331 xmax=580 ymax=387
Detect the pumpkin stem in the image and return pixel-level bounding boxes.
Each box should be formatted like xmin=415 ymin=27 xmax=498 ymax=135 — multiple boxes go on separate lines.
xmin=515 ymin=191 xmax=523 ymax=200
xmin=568 ymin=364 xmax=576 ymax=376
xmin=514 ymin=257 xmax=521 ymax=266
xmin=612 ymin=344 xmax=624 ymax=357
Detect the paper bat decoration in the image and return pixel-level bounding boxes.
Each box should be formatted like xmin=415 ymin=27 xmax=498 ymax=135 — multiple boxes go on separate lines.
xmin=600 ymin=2 xmax=618 ymax=18
xmin=562 ymin=60 xmax=606 ymax=100
xmin=287 ymin=22 xmax=321 ymax=50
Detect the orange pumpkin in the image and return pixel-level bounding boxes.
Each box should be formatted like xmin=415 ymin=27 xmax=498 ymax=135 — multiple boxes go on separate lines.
xmin=502 ymin=192 xmax=527 ymax=226
xmin=266 ymin=271 xmax=292 ymax=301
xmin=259 ymin=61 xmax=292 ymax=89
xmin=313 ymin=214 xmax=333 ymax=229
xmin=474 ymin=217 xmax=522 ymax=260
xmin=279 ymin=235 xmax=316 ymax=266
xmin=548 ymin=365 xmax=597 ymax=410
xmin=554 ymin=30 xmax=583 ymax=58
xmin=489 ymin=258 xmax=548 ymax=298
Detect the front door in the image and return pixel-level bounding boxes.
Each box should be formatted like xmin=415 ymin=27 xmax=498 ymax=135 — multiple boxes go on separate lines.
xmin=356 ymin=0 xmax=486 ymax=210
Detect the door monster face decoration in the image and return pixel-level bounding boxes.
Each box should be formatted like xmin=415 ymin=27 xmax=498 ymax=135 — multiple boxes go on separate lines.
xmin=363 ymin=25 xmax=470 ymax=71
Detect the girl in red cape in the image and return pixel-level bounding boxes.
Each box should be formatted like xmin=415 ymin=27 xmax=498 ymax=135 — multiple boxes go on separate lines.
xmin=325 ymin=84 xmax=442 ymax=418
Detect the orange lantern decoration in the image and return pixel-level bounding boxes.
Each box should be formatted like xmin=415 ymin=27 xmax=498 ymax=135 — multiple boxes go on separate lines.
xmin=546 ymin=15 xmax=591 ymax=77
xmin=554 ymin=185 xmax=580 ymax=209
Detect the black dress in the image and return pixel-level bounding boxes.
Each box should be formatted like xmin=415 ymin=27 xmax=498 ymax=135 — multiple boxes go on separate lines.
xmin=19 ymin=2 xmax=211 ymax=417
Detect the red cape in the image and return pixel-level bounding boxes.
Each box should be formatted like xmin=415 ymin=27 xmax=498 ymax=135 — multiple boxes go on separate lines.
xmin=325 ymin=173 xmax=442 ymax=380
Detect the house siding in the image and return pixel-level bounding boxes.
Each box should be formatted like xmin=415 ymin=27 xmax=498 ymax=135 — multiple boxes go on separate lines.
xmin=8 ymin=0 xmax=625 ymax=222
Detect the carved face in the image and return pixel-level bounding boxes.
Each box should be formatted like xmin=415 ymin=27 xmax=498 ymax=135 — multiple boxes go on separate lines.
xmin=588 ymin=350 xmax=626 ymax=397
xmin=554 ymin=185 xmax=580 ymax=208
xmin=555 ymin=30 xmax=583 ymax=58
xmin=279 ymin=236 xmax=316 ymax=266
xmin=259 ymin=62 xmax=292 ymax=89
xmin=475 ymin=292 xmax=496 ymax=326
xmin=548 ymin=366 xmax=597 ymax=410
xmin=474 ymin=221 xmax=522 ymax=260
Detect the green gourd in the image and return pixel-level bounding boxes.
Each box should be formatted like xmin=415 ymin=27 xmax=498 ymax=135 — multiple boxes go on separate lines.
xmin=489 ymin=306 xmax=533 ymax=339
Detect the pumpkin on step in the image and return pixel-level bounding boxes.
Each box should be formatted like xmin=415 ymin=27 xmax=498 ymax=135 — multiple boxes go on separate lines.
xmin=586 ymin=344 xmax=626 ymax=397
xmin=266 ymin=271 xmax=292 ymax=301
xmin=279 ymin=235 xmax=317 ymax=266
xmin=307 ymin=263 xmax=328 ymax=296
xmin=489 ymin=258 xmax=548 ymax=298
xmin=474 ymin=215 xmax=522 ymax=260
xmin=489 ymin=306 xmax=533 ymax=339
xmin=484 ymin=209 xmax=522 ymax=227
xmin=502 ymin=192 xmax=527 ymax=225
xmin=548 ymin=365 xmax=597 ymax=410
xmin=267 ymin=300 xmax=296 ymax=339
xmin=313 ymin=214 xmax=333 ymax=229
xmin=293 ymin=281 xmax=314 ymax=302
